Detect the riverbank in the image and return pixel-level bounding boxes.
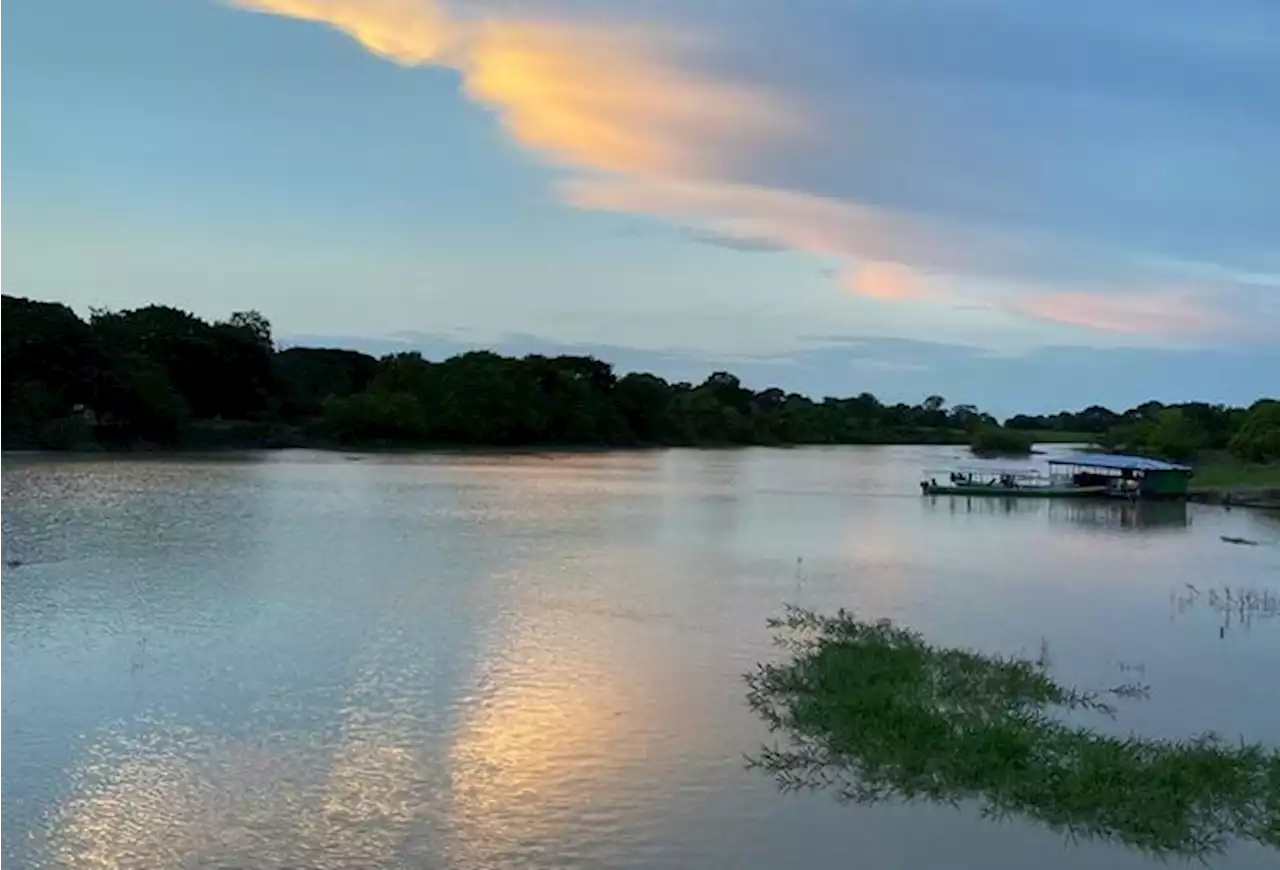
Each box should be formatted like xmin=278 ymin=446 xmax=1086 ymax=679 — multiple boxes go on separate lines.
xmin=1188 ymin=487 xmax=1280 ymax=509
xmin=4 ymin=418 xmax=998 ymax=454
xmin=1188 ymin=453 xmax=1280 ymax=508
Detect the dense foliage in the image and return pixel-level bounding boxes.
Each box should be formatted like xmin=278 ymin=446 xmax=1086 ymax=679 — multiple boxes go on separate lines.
xmin=3 ymin=294 xmax=1277 ymax=460
xmin=1003 ymin=399 xmax=1280 ymax=463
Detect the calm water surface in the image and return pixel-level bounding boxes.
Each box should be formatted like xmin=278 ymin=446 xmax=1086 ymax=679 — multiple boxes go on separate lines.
xmin=4 ymin=447 xmax=1279 ymax=869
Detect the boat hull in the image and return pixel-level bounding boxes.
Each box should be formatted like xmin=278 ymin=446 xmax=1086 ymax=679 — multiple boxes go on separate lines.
xmin=922 ymin=484 xmax=1108 ymax=499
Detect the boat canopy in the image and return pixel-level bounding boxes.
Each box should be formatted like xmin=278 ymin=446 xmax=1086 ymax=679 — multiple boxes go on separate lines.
xmin=923 ymin=464 xmax=1041 ymax=476
xmin=1047 ymin=452 xmax=1191 ymax=473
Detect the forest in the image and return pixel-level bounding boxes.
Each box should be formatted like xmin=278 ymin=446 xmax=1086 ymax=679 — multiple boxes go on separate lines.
xmin=3 ymin=294 xmax=1277 ymax=464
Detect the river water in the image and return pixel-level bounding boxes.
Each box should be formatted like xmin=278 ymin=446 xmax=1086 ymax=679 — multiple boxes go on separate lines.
xmin=3 ymin=447 xmax=1278 ymax=869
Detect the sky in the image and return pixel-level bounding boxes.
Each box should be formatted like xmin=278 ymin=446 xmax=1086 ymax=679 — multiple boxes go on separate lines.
xmin=4 ymin=0 xmax=1278 ymax=412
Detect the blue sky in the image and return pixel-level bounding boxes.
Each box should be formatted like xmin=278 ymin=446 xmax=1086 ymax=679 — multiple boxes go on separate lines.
xmin=4 ymin=0 xmax=1278 ymax=411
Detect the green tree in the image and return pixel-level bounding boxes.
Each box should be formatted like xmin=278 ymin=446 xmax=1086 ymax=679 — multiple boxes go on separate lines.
xmin=615 ymin=373 xmax=675 ymax=443
xmin=1142 ymin=409 xmax=1204 ymax=462
xmin=95 ymin=352 xmax=190 ymax=443
xmin=321 ymin=390 xmax=429 ymax=442
xmin=1229 ymin=400 xmax=1280 ymax=462
xmin=1 ymin=296 xmax=98 ymax=444
xmin=274 ymin=347 xmax=379 ymax=419
xmin=226 ymin=310 xmax=273 ymax=349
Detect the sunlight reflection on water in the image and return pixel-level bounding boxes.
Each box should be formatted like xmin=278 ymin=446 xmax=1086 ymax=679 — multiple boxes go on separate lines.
xmin=3 ymin=448 xmax=1278 ymax=869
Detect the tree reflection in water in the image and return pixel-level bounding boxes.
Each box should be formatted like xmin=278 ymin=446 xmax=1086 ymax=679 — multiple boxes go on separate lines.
xmin=745 ymin=607 xmax=1279 ymax=859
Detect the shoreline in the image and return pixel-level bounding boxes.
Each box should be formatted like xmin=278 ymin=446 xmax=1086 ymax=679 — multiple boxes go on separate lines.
xmin=8 ymin=443 xmax=1278 ymax=510
xmin=1187 ymin=486 xmax=1280 ymax=510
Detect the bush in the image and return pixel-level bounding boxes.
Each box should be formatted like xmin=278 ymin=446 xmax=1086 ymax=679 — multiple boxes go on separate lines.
xmin=1142 ymin=409 xmax=1203 ymax=462
xmin=970 ymin=426 xmax=1033 ymax=455
xmin=1229 ymin=400 xmax=1280 ymax=463
xmin=320 ymin=390 xmax=430 ymax=443
xmin=37 ymin=415 xmax=95 ymax=450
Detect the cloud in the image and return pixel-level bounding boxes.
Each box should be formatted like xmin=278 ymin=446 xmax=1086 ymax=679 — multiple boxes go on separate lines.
xmin=1011 ymin=291 xmax=1228 ymax=337
xmin=561 ymin=176 xmax=972 ymax=272
xmin=229 ymin=0 xmax=1280 ymax=343
xmin=845 ymin=263 xmax=924 ymax=301
xmin=233 ymin=0 xmax=799 ymax=176
xmin=233 ymin=0 xmax=461 ymax=64
xmin=681 ymin=228 xmax=787 ymax=253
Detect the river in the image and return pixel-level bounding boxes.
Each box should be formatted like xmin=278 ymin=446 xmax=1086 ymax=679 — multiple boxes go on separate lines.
xmin=3 ymin=447 xmax=1278 ymax=869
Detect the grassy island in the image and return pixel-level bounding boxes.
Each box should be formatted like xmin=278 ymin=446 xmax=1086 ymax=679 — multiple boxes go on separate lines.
xmin=969 ymin=426 xmax=1034 ymax=456
xmin=746 ymin=607 xmax=1280 ymax=859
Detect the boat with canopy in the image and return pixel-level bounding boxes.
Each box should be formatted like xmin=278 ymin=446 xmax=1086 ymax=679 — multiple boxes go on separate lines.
xmin=921 ymin=453 xmax=1192 ymax=499
xmin=919 ymin=465 xmax=1108 ymax=498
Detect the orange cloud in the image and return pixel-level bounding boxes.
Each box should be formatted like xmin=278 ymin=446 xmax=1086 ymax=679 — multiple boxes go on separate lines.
xmin=1013 ymin=291 xmax=1227 ymax=336
xmin=226 ymin=2 xmax=1008 ymax=315
xmin=228 ymin=1 xmax=1247 ymax=337
xmin=564 ymin=177 xmax=904 ymax=261
xmin=234 ymin=0 xmax=463 ymax=64
xmin=232 ymin=1 xmax=798 ymax=176
xmin=845 ymin=262 xmax=923 ymax=300
xmin=564 ymin=176 xmax=955 ymax=295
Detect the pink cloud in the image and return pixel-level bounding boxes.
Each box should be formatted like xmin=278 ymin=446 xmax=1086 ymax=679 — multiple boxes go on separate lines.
xmin=228 ymin=1 xmax=1265 ymax=342
xmin=844 ymin=263 xmax=924 ymax=301
xmin=232 ymin=1 xmax=800 ymax=176
xmin=1012 ymin=291 xmax=1229 ymax=336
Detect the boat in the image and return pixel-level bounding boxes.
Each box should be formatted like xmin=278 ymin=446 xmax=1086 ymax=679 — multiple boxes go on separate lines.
xmin=1045 ymin=453 xmax=1192 ymax=500
xmin=920 ymin=466 xmax=1108 ymax=498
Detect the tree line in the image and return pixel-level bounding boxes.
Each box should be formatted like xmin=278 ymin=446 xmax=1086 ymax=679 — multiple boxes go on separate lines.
xmin=3 ymin=294 xmax=1276 ymax=463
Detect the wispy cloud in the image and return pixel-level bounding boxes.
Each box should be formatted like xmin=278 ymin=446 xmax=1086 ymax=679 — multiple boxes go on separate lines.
xmin=1011 ymin=291 xmax=1230 ymax=337
xmin=845 ymin=263 xmax=924 ymax=302
xmin=229 ymin=0 xmax=1280 ymax=343
xmin=681 ymin=228 xmax=788 ymax=253
xmin=233 ymin=0 xmax=461 ymax=65
xmin=233 ymin=0 xmax=798 ymax=176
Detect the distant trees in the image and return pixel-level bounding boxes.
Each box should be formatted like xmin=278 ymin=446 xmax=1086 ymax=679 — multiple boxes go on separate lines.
xmin=1142 ymin=410 xmax=1204 ymax=463
xmin=4 ymin=296 xmax=274 ymax=446
xmin=1229 ymin=400 xmax=1280 ymax=463
xmin=2 ymin=296 xmax=99 ymax=446
xmin=88 ymin=304 xmax=275 ymax=423
xmin=2 ymin=293 xmax=1276 ymax=461
xmin=1093 ymin=402 xmax=1252 ymax=463
xmin=274 ymin=347 xmax=379 ymax=420
xmin=1004 ymin=404 xmax=1121 ymax=434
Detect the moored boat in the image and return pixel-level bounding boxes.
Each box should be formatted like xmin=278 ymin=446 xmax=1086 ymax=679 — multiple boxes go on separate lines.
xmin=1046 ymin=453 xmax=1192 ymax=500
xmin=920 ymin=466 xmax=1107 ymax=498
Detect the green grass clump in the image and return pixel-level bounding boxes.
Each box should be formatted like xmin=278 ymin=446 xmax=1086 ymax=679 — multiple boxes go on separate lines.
xmin=745 ymin=607 xmax=1280 ymax=858
xmin=970 ymin=427 xmax=1035 ymax=456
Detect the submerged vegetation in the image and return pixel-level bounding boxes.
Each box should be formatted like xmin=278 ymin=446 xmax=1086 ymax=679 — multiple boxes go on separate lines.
xmin=3 ymin=294 xmax=1277 ymax=458
xmin=745 ymin=607 xmax=1280 ymax=858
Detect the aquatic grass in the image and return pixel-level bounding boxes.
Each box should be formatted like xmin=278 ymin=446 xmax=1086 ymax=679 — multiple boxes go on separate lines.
xmin=745 ymin=607 xmax=1280 ymax=858
xmin=1174 ymin=584 xmax=1280 ymax=636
